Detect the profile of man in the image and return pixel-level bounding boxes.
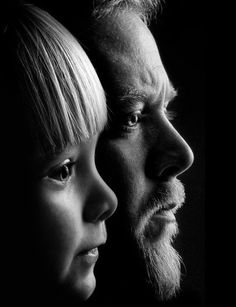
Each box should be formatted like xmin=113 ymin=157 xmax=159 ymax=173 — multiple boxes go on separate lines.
xmin=33 ymin=0 xmax=198 ymax=305
xmin=88 ymin=1 xmax=193 ymax=302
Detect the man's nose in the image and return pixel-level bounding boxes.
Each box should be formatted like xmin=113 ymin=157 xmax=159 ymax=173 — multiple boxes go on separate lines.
xmin=146 ymin=120 xmax=194 ymax=181
xmin=83 ymin=168 xmax=117 ymax=223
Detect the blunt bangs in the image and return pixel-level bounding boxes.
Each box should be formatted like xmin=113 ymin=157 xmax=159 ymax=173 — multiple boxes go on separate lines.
xmin=8 ymin=4 xmax=107 ymax=156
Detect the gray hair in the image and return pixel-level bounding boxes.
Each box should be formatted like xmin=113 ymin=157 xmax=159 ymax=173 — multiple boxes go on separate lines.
xmin=92 ymin=0 xmax=164 ymax=24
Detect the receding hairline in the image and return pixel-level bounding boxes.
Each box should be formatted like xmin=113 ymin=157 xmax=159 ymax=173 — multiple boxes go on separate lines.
xmin=92 ymin=0 xmax=164 ymax=25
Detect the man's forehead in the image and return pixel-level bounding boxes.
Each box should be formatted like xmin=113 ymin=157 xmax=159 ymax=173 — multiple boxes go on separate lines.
xmin=92 ymin=13 xmax=163 ymax=74
xmin=90 ymin=10 xmax=172 ymax=105
xmin=92 ymin=10 xmax=159 ymax=56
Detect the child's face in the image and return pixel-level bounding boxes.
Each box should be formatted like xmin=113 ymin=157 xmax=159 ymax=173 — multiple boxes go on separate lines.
xmin=28 ymin=134 xmax=117 ymax=301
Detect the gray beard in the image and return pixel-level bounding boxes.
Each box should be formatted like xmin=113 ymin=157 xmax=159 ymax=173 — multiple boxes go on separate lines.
xmin=134 ymin=179 xmax=185 ymax=301
xmin=137 ymin=221 xmax=182 ymax=300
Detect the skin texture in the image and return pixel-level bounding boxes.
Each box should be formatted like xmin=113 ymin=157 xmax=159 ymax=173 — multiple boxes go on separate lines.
xmin=9 ymin=135 xmax=117 ymax=304
xmin=86 ymin=10 xmax=194 ymax=303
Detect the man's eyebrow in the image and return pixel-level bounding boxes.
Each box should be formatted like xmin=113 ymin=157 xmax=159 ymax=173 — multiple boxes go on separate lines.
xmin=119 ymin=88 xmax=146 ymax=102
xmin=121 ymin=84 xmax=177 ymax=103
xmin=108 ymin=84 xmax=177 ymax=111
xmin=165 ymin=84 xmax=178 ymax=103
xmin=112 ymin=88 xmax=146 ymax=111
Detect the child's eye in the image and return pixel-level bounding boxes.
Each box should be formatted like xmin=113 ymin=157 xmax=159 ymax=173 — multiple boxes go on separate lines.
xmin=48 ymin=159 xmax=74 ymax=182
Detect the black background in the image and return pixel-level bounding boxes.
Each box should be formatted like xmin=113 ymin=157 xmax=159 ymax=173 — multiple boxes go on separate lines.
xmin=151 ymin=1 xmax=206 ymax=306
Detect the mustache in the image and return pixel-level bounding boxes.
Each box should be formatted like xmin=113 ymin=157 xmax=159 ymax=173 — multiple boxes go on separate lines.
xmin=135 ymin=179 xmax=186 ymax=237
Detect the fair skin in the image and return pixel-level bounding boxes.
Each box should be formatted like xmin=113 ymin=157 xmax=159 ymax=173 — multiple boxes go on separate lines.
xmin=1 ymin=3 xmax=118 ymax=304
xmin=87 ymin=11 xmax=194 ymax=300
xmin=27 ymin=134 xmax=117 ymax=302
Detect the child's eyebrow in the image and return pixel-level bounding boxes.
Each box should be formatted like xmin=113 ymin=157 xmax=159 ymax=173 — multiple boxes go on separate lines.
xmin=30 ymin=141 xmax=82 ymax=169
xmin=28 ymin=147 xmax=65 ymax=173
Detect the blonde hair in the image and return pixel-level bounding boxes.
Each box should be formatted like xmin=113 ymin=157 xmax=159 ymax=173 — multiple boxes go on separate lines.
xmin=1 ymin=3 xmax=106 ymax=157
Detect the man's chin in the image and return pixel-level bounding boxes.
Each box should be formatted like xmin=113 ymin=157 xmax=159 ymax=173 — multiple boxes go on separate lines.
xmin=137 ymin=222 xmax=182 ymax=301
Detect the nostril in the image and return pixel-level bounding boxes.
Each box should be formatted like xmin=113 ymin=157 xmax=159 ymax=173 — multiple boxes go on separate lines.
xmin=159 ymin=165 xmax=181 ymax=181
xmin=98 ymin=205 xmax=112 ymax=222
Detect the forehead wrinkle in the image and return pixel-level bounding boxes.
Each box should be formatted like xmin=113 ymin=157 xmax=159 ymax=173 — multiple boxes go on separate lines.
xmin=93 ymin=13 xmax=177 ymax=110
xmin=137 ymin=63 xmax=176 ymax=108
xmin=138 ymin=61 xmax=166 ymax=91
xmin=114 ymin=66 xmax=177 ymax=112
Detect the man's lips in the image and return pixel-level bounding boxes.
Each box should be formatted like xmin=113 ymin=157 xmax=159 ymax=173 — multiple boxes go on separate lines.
xmin=155 ymin=202 xmax=178 ymax=213
xmin=144 ymin=206 xmax=177 ymax=242
xmin=151 ymin=210 xmax=176 ymax=223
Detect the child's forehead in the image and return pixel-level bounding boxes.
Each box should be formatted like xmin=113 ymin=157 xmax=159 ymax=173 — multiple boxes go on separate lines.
xmin=30 ymin=130 xmax=101 ymax=162
xmin=27 ymin=132 xmax=100 ymax=176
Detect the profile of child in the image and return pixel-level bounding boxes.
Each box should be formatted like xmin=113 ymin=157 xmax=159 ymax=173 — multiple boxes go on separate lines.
xmin=0 ymin=3 xmax=117 ymax=305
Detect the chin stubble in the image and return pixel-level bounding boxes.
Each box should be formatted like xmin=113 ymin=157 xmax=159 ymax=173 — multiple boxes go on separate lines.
xmin=138 ymin=222 xmax=183 ymax=300
xmin=134 ymin=179 xmax=186 ymax=301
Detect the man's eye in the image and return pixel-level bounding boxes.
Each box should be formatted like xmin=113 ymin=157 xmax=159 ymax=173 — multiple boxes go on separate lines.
xmin=48 ymin=160 xmax=74 ymax=182
xmin=124 ymin=111 xmax=142 ymax=127
xmin=104 ymin=110 xmax=143 ymax=138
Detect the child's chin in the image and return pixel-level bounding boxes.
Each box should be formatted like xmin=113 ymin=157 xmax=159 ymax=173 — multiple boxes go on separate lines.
xmin=79 ymin=274 xmax=96 ymax=301
xmin=68 ymin=270 xmax=97 ymax=302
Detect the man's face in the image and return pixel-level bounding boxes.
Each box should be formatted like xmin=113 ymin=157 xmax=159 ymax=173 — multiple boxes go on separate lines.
xmin=92 ymin=11 xmax=194 ymax=300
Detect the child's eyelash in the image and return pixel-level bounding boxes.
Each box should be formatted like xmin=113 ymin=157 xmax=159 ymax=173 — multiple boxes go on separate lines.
xmin=47 ymin=159 xmax=75 ymax=182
